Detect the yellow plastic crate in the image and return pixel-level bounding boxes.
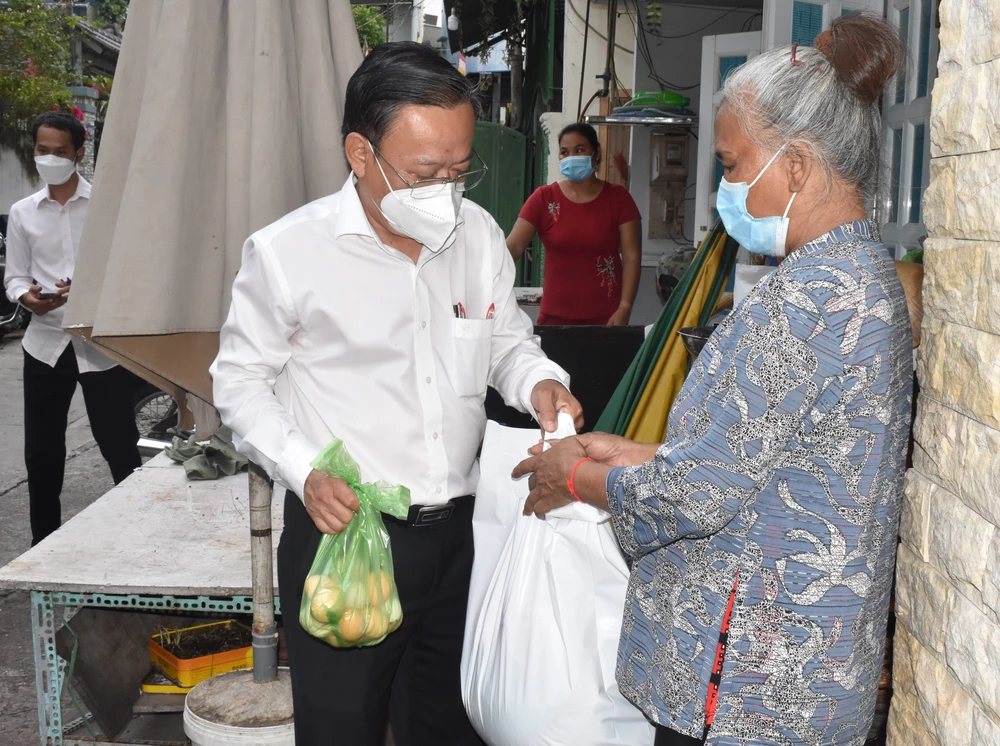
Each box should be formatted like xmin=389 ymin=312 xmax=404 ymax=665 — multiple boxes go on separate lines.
xmin=148 ymin=621 xmax=253 ymax=688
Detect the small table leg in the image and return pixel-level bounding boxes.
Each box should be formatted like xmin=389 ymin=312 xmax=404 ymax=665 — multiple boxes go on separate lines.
xmin=30 ymin=590 xmax=68 ymax=745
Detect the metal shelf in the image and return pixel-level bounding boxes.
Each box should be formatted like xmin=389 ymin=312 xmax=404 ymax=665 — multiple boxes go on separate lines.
xmin=585 ymin=114 xmax=697 ymax=129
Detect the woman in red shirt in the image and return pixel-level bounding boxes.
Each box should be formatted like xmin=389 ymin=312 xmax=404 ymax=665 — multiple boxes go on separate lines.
xmin=506 ymin=123 xmax=642 ymax=325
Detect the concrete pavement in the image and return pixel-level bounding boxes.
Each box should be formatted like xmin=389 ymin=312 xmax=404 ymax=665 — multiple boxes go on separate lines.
xmin=0 ymin=334 xmax=118 ymax=744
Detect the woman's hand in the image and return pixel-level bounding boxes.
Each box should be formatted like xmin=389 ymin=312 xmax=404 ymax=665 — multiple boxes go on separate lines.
xmin=526 ymin=432 xmax=656 ymax=468
xmin=579 ymin=432 xmax=659 ymax=467
xmin=606 ymin=304 xmax=631 ymax=326
xmin=513 ymin=436 xmax=589 ymax=517
xmin=576 ymin=432 xmax=628 ymax=464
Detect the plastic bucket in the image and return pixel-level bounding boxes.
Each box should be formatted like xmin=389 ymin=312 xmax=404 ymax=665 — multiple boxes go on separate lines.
xmin=184 ymin=703 xmax=295 ymax=746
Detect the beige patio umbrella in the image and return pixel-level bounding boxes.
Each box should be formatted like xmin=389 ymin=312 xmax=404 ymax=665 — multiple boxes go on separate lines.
xmin=65 ymin=0 xmax=362 ymax=433
xmin=63 ymin=0 xmax=363 ymax=722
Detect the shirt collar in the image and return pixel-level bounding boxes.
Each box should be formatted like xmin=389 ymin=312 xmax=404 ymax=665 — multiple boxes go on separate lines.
xmin=34 ymin=175 xmax=91 ymax=208
xmin=784 ymin=219 xmax=882 ymax=264
xmin=333 ymin=174 xmax=379 ymax=241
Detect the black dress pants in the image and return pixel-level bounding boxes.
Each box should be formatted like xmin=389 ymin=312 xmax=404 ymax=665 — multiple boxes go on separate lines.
xmin=23 ymin=347 xmax=142 ymax=545
xmin=278 ymin=489 xmax=485 ymax=746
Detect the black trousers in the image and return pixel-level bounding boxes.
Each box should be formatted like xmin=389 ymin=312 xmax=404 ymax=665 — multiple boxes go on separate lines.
xmin=23 ymin=347 xmax=142 ymax=545
xmin=655 ymin=725 xmax=706 ymax=745
xmin=278 ymin=490 xmax=485 ymax=746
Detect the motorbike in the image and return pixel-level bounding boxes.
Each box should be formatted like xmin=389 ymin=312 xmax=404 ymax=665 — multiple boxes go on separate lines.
xmin=0 ymin=214 xmax=31 ymax=344
xmin=133 ymin=380 xmax=184 ymax=453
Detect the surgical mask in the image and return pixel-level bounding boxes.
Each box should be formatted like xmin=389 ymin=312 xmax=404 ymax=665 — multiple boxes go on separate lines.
xmin=368 ymin=143 xmax=464 ymax=252
xmin=34 ymin=155 xmax=77 ymax=186
xmin=716 ymin=147 xmax=797 ymax=257
xmin=560 ymin=155 xmax=595 ymax=182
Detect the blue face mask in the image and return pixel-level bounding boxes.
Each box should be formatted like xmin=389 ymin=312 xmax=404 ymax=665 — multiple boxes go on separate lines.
xmin=560 ymin=155 xmax=595 ymax=182
xmin=716 ymin=146 xmax=797 ymax=257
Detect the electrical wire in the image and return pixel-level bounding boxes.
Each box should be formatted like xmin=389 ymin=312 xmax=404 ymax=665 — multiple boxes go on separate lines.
xmin=643 ymin=5 xmax=760 ymax=39
xmin=576 ymin=0 xmax=593 ymax=119
xmin=580 ymin=90 xmax=601 ymax=119
xmin=626 ymin=0 xmax=702 ymax=91
xmin=626 ymin=0 xmax=761 ymax=92
xmin=566 ymin=0 xmax=635 ymax=55
xmin=356 ymin=1 xmax=409 ymax=34
xmin=741 ymin=13 xmax=763 ymax=32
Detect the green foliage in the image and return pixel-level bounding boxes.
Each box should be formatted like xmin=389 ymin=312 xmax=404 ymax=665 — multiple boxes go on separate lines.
xmin=88 ymin=74 xmax=113 ymax=121
xmin=94 ymin=0 xmax=129 ymax=29
xmin=0 ymin=0 xmax=78 ymax=133
xmin=352 ymin=5 xmax=386 ymax=51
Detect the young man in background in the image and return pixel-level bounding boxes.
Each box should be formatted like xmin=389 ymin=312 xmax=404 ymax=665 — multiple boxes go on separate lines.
xmin=4 ymin=111 xmax=142 ymax=545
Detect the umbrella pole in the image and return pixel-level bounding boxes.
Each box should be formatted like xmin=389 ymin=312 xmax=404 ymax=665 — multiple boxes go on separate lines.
xmin=248 ymin=461 xmax=278 ymax=683
xmin=182 ymin=462 xmax=293 ymax=742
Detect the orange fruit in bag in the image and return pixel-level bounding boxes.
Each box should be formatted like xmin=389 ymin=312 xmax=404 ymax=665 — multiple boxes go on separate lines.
xmin=366 ymin=608 xmax=389 ymax=640
xmin=339 ymin=608 xmax=365 ymax=642
xmin=308 ymin=576 xmax=343 ymax=623
xmin=368 ymin=569 xmax=394 ymax=605
xmin=381 ymin=570 xmax=392 ymax=599
xmin=387 ymin=595 xmax=403 ymax=625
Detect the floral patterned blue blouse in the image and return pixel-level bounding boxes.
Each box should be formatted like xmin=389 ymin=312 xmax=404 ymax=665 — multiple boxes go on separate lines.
xmin=606 ymin=220 xmax=913 ymax=746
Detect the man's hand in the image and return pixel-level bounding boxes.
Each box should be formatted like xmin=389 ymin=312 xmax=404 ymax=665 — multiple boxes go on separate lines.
xmin=530 ymin=380 xmax=584 ymax=433
xmin=303 ymin=469 xmax=360 ymax=534
xmin=20 ymin=285 xmax=68 ymax=316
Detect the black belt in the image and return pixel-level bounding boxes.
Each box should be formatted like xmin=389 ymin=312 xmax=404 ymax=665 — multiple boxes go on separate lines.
xmin=383 ymin=495 xmax=474 ymax=528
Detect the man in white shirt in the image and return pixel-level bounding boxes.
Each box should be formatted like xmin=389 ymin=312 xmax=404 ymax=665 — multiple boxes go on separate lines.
xmin=4 ymin=112 xmax=142 ymax=545
xmin=212 ymin=43 xmax=582 ymax=745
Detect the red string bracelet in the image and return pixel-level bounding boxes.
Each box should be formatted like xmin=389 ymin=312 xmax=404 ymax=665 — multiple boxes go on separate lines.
xmin=566 ymin=457 xmax=594 ymax=503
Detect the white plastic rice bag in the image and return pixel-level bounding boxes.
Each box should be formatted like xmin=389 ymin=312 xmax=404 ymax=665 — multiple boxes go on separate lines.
xmin=461 ymin=414 xmax=654 ymax=746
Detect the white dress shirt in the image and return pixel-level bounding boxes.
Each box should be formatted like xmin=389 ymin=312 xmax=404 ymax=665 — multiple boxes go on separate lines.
xmin=3 ymin=177 xmax=115 ymax=372
xmin=211 ymin=176 xmax=570 ymax=506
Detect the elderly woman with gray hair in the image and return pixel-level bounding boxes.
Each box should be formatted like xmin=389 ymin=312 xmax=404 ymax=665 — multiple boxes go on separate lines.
xmin=514 ymin=15 xmax=913 ymax=746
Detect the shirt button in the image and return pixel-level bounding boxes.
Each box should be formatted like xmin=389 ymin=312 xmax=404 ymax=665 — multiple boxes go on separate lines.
xmin=425 ymin=376 xmax=432 ymax=384
xmin=436 ymin=487 xmax=442 ymax=494
xmin=433 ymin=432 xmax=439 ymax=440
xmin=421 ymin=321 xmax=427 ymax=329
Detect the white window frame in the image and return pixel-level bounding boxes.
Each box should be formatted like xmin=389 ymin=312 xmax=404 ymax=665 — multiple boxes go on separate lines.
xmin=763 ymin=0 xmax=883 ymax=51
xmin=881 ymin=0 xmax=939 ymax=258
xmin=693 ymin=31 xmax=762 ymax=246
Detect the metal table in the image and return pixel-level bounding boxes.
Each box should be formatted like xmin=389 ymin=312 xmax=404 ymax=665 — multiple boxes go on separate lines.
xmin=0 ymin=454 xmax=284 ymax=745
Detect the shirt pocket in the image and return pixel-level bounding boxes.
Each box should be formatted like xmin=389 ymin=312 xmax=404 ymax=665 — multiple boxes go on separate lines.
xmin=450 ymin=318 xmax=494 ymax=398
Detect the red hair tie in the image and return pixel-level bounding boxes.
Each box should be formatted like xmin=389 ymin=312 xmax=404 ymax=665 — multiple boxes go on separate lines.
xmin=790 ymin=43 xmax=827 ymax=73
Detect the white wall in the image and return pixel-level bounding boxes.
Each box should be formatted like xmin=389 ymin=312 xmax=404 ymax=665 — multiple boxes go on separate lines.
xmin=629 ymin=3 xmax=760 ymax=266
xmin=388 ymin=2 xmax=418 ymax=43
xmin=0 ymin=145 xmax=39 ymax=215
xmin=542 ymin=0 xmax=636 ymax=183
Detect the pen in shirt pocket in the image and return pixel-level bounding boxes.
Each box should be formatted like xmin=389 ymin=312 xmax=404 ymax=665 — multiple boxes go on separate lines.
xmin=453 ymin=302 xmax=467 ymax=319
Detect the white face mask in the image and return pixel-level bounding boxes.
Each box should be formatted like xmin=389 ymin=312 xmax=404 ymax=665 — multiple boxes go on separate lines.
xmin=367 ymin=142 xmax=464 ymax=252
xmin=34 ymin=154 xmax=78 ymax=186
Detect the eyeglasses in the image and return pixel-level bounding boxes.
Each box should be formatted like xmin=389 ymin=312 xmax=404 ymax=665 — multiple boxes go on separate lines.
xmin=371 ymin=144 xmax=489 ymax=199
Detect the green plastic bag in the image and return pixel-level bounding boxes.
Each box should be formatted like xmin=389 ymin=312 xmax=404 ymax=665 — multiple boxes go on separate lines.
xmin=299 ymin=440 xmax=410 ymax=648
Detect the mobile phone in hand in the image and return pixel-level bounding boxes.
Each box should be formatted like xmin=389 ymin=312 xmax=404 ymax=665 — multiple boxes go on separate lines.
xmin=38 ymin=291 xmax=64 ymax=300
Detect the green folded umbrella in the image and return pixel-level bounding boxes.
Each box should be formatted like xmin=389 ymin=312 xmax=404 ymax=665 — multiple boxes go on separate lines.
xmin=594 ymin=224 xmax=738 ymax=436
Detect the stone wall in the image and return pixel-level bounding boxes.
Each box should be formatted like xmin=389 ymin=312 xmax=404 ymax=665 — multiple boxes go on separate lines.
xmin=886 ymin=0 xmax=1000 ymax=743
